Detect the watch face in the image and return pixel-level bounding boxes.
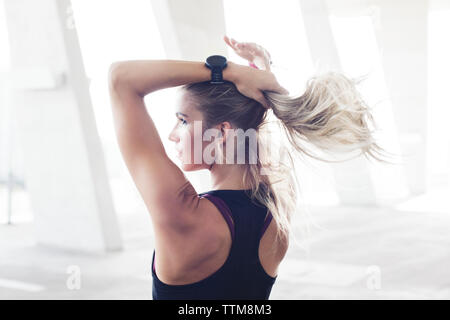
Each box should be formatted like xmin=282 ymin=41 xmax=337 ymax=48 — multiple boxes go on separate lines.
xmin=206 ymin=55 xmax=227 ymax=68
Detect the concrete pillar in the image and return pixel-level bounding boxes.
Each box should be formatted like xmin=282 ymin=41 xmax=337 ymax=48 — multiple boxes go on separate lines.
xmin=370 ymin=0 xmax=429 ymax=194
xmin=151 ymin=0 xmax=227 ymax=61
xmin=3 ymin=0 xmax=122 ymax=251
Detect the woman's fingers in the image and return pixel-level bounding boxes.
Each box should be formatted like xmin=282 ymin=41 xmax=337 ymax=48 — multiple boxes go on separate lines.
xmin=224 ymin=36 xmax=270 ymax=58
xmin=272 ymin=84 xmax=289 ymax=95
xmin=223 ymin=35 xmax=230 ymax=45
xmin=259 ymin=96 xmax=270 ymax=109
xmin=279 ymin=86 xmax=290 ymax=95
xmin=225 ymin=35 xmax=254 ymax=53
xmin=224 ymin=35 xmax=237 ymax=50
xmin=223 ymin=35 xmax=232 ymax=48
xmin=224 ymin=35 xmax=245 ymax=54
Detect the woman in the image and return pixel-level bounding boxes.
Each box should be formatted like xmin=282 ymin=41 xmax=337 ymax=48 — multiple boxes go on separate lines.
xmin=108 ymin=36 xmax=388 ymax=300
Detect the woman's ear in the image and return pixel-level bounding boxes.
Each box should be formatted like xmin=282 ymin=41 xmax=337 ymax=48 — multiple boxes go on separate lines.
xmin=220 ymin=121 xmax=233 ymax=143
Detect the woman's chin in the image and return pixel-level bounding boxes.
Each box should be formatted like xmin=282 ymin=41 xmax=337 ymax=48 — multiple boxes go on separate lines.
xmin=180 ymin=162 xmax=207 ymax=172
xmin=180 ymin=162 xmax=194 ymax=171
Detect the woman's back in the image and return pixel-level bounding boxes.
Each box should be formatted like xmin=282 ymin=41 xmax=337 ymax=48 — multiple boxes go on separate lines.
xmin=151 ymin=189 xmax=289 ymax=300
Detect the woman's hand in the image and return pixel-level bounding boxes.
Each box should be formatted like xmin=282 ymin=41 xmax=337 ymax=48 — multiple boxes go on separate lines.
xmin=228 ymin=61 xmax=289 ymax=109
xmin=224 ymin=35 xmax=272 ymax=71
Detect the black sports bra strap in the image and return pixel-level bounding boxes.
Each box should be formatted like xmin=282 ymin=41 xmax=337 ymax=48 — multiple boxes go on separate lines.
xmin=200 ymin=193 xmax=235 ymax=241
xmin=259 ymin=212 xmax=273 ymax=239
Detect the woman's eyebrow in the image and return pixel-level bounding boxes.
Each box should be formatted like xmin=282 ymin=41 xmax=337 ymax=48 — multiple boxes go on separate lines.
xmin=175 ymin=112 xmax=189 ymax=118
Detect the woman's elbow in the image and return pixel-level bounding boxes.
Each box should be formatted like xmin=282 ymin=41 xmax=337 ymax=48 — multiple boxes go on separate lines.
xmin=108 ymin=62 xmax=128 ymax=91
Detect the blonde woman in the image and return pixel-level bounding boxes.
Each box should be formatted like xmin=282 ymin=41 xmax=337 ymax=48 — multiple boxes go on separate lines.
xmin=108 ymin=36 xmax=387 ymax=300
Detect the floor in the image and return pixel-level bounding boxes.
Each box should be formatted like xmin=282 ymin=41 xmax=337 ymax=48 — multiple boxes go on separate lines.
xmin=1 ymin=186 xmax=450 ymax=300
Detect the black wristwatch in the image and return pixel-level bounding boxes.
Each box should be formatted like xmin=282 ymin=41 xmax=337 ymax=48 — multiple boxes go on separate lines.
xmin=205 ymin=55 xmax=227 ymax=84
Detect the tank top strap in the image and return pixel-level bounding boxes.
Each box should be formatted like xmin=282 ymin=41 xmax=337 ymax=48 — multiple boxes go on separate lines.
xmin=199 ymin=193 xmax=235 ymax=241
xmin=259 ymin=211 xmax=273 ymax=239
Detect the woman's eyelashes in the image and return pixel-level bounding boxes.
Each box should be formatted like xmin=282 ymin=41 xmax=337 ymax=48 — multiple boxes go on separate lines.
xmin=178 ymin=117 xmax=187 ymax=126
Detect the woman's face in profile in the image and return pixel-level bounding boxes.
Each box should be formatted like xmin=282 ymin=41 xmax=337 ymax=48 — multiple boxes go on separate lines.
xmin=168 ymin=92 xmax=212 ymax=171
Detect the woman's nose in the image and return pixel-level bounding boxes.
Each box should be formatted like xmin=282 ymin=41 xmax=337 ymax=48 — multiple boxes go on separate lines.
xmin=168 ymin=129 xmax=179 ymax=143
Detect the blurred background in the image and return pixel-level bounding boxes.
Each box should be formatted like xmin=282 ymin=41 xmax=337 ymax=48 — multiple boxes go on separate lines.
xmin=0 ymin=0 xmax=449 ymax=299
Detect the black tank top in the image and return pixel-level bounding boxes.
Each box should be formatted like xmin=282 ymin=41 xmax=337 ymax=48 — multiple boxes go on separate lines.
xmin=151 ymin=189 xmax=276 ymax=300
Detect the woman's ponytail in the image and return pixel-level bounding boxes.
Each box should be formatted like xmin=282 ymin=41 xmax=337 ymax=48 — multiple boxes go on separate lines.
xmin=265 ymin=71 xmax=394 ymax=164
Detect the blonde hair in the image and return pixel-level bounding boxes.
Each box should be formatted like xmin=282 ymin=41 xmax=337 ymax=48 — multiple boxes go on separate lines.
xmin=181 ymin=71 xmax=396 ymax=253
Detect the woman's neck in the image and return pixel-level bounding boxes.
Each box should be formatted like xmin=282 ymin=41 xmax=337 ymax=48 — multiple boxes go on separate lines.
xmin=209 ymin=163 xmax=250 ymax=190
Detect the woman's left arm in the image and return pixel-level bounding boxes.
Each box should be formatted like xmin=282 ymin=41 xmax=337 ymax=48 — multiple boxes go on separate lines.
xmin=108 ymin=60 xmax=236 ymax=229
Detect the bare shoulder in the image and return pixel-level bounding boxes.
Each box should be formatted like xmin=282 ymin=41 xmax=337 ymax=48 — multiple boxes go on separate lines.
xmin=153 ymin=194 xmax=228 ymax=279
xmin=259 ymin=218 xmax=290 ymax=277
